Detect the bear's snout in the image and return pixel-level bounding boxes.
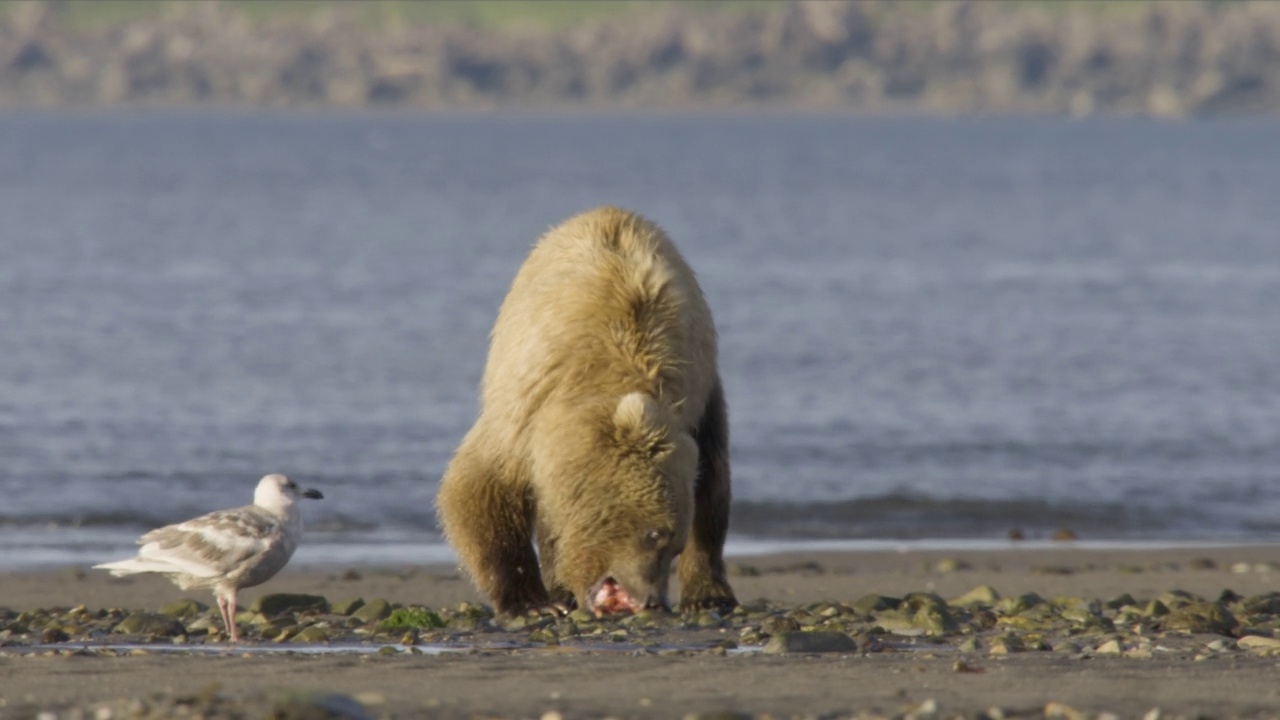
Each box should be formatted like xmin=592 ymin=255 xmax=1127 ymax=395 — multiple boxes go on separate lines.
xmin=589 ymin=576 xmax=668 ymax=616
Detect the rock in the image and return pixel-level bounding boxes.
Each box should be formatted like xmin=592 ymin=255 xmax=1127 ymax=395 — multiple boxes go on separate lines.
xmin=270 ymin=691 xmax=374 ymax=720
xmin=1237 ymin=635 xmax=1280 ymax=652
xmin=290 ymin=626 xmax=331 ymax=644
xmin=760 ymin=614 xmax=800 ymax=637
xmin=762 ymin=631 xmax=858 ymax=654
xmin=988 ymin=635 xmax=1023 ymax=655
xmin=1103 ymin=593 xmax=1137 ymax=610
xmin=995 ymin=593 xmax=1044 ymax=615
xmin=567 ymin=608 xmax=595 ymax=624
xmin=682 ymin=712 xmax=753 ymax=720
xmin=250 ymin=594 xmax=329 ymax=617
xmin=1094 ymin=639 xmax=1123 ymax=654
xmin=160 ymin=598 xmax=208 ymax=618
xmin=933 ymin=558 xmax=971 ymax=572
xmin=1241 ymin=593 xmax=1280 ymax=615
xmin=903 ymin=698 xmax=939 ymax=718
xmin=1161 ymin=602 xmax=1238 ymax=636
xmin=350 ymin=598 xmax=391 ymax=623
xmin=1157 ymin=590 xmax=1198 ymax=609
xmin=950 ymin=585 xmax=1000 ymax=606
xmin=40 ymin=627 xmax=70 ymax=644
xmin=851 ymin=594 xmax=899 ymax=614
xmin=1044 ymin=701 xmax=1089 ymax=720
xmin=330 ymin=598 xmax=365 ymax=616
xmin=113 ymin=612 xmax=185 ymax=637
xmin=1141 ymin=600 xmax=1170 ymax=617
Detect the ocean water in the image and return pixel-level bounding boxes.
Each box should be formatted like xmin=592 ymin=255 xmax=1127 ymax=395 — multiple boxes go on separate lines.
xmin=2 ymin=111 xmax=1279 ymax=570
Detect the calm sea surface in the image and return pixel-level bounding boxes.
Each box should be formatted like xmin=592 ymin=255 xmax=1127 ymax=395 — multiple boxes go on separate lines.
xmin=2 ymin=112 xmax=1279 ymax=569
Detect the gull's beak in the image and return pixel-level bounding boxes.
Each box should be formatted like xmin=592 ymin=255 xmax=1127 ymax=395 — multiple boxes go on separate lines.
xmin=302 ymin=488 xmax=324 ymax=500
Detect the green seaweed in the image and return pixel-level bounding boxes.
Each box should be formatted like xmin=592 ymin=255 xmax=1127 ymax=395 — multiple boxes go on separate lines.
xmin=380 ymin=606 xmax=445 ymax=630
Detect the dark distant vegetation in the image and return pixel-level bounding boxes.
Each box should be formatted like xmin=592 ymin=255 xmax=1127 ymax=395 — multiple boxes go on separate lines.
xmin=1 ymin=0 xmax=1277 ymax=115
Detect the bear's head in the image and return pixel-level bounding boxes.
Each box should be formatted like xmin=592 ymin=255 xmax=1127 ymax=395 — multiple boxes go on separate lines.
xmin=546 ymin=392 xmax=697 ymax=616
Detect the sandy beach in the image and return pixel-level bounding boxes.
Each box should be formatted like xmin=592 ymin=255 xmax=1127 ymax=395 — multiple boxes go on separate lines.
xmin=3 ymin=544 xmax=1280 ymax=719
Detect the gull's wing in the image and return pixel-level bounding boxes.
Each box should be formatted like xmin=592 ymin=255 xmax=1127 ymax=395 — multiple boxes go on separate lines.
xmin=132 ymin=506 xmax=283 ymax=578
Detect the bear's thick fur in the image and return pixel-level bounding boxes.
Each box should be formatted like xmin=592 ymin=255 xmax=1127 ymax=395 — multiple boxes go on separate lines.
xmin=436 ymin=206 xmax=736 ymax=616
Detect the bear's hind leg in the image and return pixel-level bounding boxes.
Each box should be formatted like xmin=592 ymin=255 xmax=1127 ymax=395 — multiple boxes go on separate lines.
xmin=436 ymin=438 xmax=549 ymax=616
xmin=678 ymin=379 xmax=738 ymax=612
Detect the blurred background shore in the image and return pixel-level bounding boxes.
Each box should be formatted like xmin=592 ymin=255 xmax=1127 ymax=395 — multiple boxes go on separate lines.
xmin=3 ymin=0 xmax=1278 ymax=117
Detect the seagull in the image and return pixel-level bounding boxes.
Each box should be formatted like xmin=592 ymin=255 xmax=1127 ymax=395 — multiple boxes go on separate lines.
xmin=94 ymin=473 xmax=323 ymax=643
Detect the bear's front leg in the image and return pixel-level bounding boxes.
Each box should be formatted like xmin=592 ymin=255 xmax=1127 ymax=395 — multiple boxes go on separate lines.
xmin=436 ymin=438 xmax=550 ymax=616
xmin=535 ymin=519 xmax=578 ymax=612
xmin=678 ymin=380 xmax=737 ymax=612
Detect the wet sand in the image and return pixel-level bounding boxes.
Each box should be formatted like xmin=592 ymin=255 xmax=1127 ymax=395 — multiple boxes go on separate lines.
xmin=3 ymin=544 xmax=1280 ymax=719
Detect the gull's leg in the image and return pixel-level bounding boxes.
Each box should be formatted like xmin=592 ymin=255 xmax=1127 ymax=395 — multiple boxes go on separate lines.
xmin=216 ymin=594 xmax=232 ymax=641
xmin=227 ymin=592 xmax=239 ymax=643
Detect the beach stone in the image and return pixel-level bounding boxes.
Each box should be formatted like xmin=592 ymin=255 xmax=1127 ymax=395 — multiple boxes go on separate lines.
xmin=160 ymin=598 xmax=208 ymax=618
xmin=757 ymin=609 xmax=798 ymax=632
xmin=683 ymin=712 xmax=753 ymax=720
xmin=763 ymin=630 xmax=858 ymax=654
xmin=950 ymin=585 xmax=1000 ymax=607
xmin=448 ymin=614 xmax=490 ymax=631
xmin=1237 ymin=635 xmax=1280 ymax=652
xmin=996 ymin=593 xmax=1044 ymax=615
xmin=852 ymin=594 xmax=899 ymax=614
xmin=1241 ymin=593 xmax=1280 ymax=616
xmin=1141 ymin=600 xmax=1170 ymax=617
xmin=1045 ymin=702 xmax=1089 ymax=720
xmin=903 ymin=699 xmax=939 ymax=718
xmin=933 ymin=557 xmax=971 ymax=572
xmin=988 ymin=635 xmax=1023 ymax=655
xmin=1157 ymin=590 xmax=1197 ymax=609
xmin=1094 ymin=639 xmax=1123 ymax=654
xmin=568 ymin=608 xmax=595 ymax=624
xmin=113 ymin=612 xmax=185 ymax=637
xmin=870 ymin=610 xmax=925 ymax=636
xmin=1104 ymin=593 xmax=1137 ymax=610
xmin=251 ymin=593 xmax=329 ymax=616
xmin=1161 ymin=602 xmax=1237 ymax=635
xmin=351 ymin=598 xmax=391 ymax=623
xmin=290 ymin=626 xmax=330 ymax=644
xmin=270 ymin=691 xmax=374 ymax=720
xmin=331 ymin=598 xmax=365 ymax=616
xmin=911 ymin=607 xmax=956 ymax=634
xmin=40 ymin=627 xmax=70 ymax=644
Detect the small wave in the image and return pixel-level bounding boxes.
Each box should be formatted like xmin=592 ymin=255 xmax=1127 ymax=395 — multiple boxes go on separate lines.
xmin=0 ymin=510 xmax=169 ymax=530
xmin=729 ymin=493 xmax=1181 ymax=541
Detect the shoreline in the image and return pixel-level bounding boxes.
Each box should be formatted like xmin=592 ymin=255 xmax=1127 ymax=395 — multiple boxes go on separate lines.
xmin=4 ymin=535 xmax=1278 ymax=575
xmin=7 ymin=544 xmax=1280 ymax=612
xmin=4 ymin=545 xmax=1280 ymax=717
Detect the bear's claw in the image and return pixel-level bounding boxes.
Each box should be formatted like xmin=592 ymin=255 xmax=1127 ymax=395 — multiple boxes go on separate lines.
xmin=678 ymin=595 xmax=738 ymax=614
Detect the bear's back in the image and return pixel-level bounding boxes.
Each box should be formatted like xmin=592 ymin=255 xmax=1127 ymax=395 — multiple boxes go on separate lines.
xmin=480 ymin=207 xmax=717 ymax=438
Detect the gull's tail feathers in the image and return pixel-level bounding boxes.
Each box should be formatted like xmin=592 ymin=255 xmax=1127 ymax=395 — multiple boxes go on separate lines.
xmin=92 ymin=557 xmax=178 ymax=577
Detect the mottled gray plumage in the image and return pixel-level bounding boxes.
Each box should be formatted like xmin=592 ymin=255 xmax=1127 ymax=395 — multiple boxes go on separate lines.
xmin=94 ymin=474 xmax=323 ymax=642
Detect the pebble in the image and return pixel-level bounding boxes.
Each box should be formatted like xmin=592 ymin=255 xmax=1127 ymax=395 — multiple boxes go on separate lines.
xmin=1238 ymin=635 xmax=1280 ymax=651
xmin=762 ymin=630 xmax=858 ymax=654
xmin=1094 ymin=639 xmax=1123 ymax=654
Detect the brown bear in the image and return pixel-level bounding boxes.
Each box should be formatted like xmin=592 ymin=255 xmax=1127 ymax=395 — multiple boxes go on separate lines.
xmin=435 ymin=206 xmax=736 ymax=617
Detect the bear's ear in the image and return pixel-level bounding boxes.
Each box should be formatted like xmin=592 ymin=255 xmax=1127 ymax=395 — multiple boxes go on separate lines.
xmin=613 ymin=392 xmax=668 ymax=455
